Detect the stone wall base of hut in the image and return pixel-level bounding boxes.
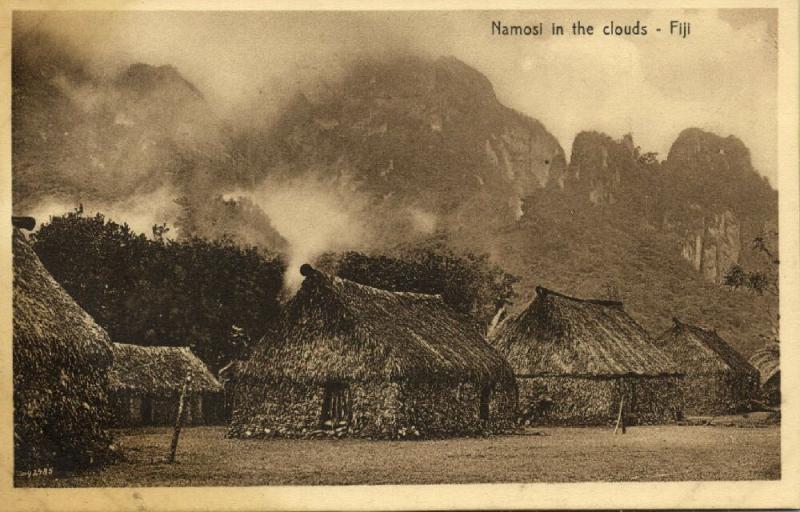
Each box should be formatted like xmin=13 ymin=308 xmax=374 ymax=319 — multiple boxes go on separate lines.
xmin=682 ymin=372 xmax=759 ymax=416
xmin=394 ymin=381 xmax=516 ymax=437
xmin=228 ymin=380 xmax=396 ymax=438
xmin=228 ymin=379 xmax=516 ymax=439
xmin=517 ymin=375 xmax=683 ymax=426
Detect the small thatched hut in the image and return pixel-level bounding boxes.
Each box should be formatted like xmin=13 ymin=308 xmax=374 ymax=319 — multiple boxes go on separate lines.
xmin=229 ymin=265 xmax=517 ymax=439
xmin=749 ymin=343 xmax=780 ymax=407
xmin=108 ymin=343 xmax=224 ymax=426
xmin=491 ymin=286 xmax=683 ymax=426
xmin=653 ymin=319 xmax=759 ymax=415
xmin=13 ymin=219 xmax=115 ymax=471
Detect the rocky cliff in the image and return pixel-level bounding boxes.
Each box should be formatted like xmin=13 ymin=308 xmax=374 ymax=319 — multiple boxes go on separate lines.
xmin=258 ymin=56 xmax=567 ymax=231
xmin=663 ymin=128 xmax=776 ymax=283
xmin=554 ymin=128 xmax=775 ymax=284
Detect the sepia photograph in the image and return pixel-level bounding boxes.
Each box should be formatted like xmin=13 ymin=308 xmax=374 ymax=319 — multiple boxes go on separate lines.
xmin=2 ymin=1 xmax=799 ymax=510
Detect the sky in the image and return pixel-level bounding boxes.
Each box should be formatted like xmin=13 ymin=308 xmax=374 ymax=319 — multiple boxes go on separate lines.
xmin=15 ymin=8 xmax=778 ymax=183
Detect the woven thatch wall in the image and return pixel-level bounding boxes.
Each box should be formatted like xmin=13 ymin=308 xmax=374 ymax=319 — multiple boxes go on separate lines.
xmin=678 ymin=372 xmax=758 ymax=416
xmin=394 ymin=381 xmax=516 ymax=436
xmin=517 ymin=375 xmax=683 ymax=426
xmin=230 ymin=380 xmax=395 ymax=438
xmin=109 ymin=391 xmax=225 ymax=426
xmin=232 ymin=267 xmax=517 ymax=439
xmin=653 ymin=320 xmax=759 ymax=415
xmin=13 ymin=229 xmax=114 ymax=470
xmin=229 ymin=378 xmax=515 ymax=439
xmin=749 ymin=343 xmax=780 ymax=407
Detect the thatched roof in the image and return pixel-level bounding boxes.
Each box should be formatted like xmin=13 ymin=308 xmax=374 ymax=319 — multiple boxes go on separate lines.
xmin=748 ymin=343 xmax=780 ymax=386
xmin=653 ymin=319 xmax=759 ymax=377
xmin=13 ymin=226 xmax=114 ymax=468
xmin=490 ymin=287 xmax=679 ymax=377
xmin=109 ymin=343 xmax=223 ymax=394
xmin=13 ymin=229 xmax=114 ymax=368
xmin=242 ymin=265 xmax=515 ymax=384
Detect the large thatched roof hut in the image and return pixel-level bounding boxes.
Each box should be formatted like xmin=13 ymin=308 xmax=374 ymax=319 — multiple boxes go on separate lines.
xmin=229 ymin=265 xmax=517 ymax=439
xmin=749 ymin=343 xmax=780 ymax=407
xmin=653 ymin=319 xmax=759 ymax=415
xmin=108 ymin=343 xmax=224 ymax=426
xmin=491 ymin=286 xmax=683 ymax=426
xmin=13 ymin=219 xmax=114 ymax=470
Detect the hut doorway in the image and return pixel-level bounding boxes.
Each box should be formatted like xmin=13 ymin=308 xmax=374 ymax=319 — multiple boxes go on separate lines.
xmin=320 ymin=382 xmax=351 ymax=428
xmin=480 ymin=385 xmax=492 ymax=420
xmin=141 ymin=396 xmax=153 ymax=424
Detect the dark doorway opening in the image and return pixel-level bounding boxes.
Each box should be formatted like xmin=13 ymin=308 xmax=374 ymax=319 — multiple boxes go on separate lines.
xmin=321 ymin=382 xmax=351 ymax=428
xmin=480 ymin=385 xmax=492 ymax=420
xmin=141 ymin=396 xmax=153 ymax=425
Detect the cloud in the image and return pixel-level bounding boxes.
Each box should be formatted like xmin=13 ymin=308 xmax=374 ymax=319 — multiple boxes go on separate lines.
xmin=236 ymin=172 xmax=372 ymax=291
xmin=448 ymin=9 xmax=777 ymax=180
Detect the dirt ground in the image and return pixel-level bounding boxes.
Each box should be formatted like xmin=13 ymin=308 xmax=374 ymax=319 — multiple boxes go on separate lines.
xmin=17 ymin=424 xmax=780 ymax=487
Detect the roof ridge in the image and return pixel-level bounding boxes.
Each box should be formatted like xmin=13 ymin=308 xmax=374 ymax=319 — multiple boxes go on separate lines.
xmin=301 ymin=263 xmax=445 ymax=301
xmin=114 ymin=342 xmax=192 ymax=352
xmin=535 ymin=286 xmax=624 ymax=307
xmin=673 ymin=322 xmax=754 ymax=371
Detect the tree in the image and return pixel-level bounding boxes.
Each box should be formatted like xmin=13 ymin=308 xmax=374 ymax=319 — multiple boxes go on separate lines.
xmin=317 ymin=243 xmax=518 ymax=327
xmin=723 ymin=229 xmax=779 ymax=344
xmin=723 ymin=264 xmax=748 ymax=291
xmin=724 ymin=230 xmax=778 ymax=297
xmin=32 ymin=209 xmax=286 ymax=370
xmin=637 ymin=151 xmax=659 ymax=167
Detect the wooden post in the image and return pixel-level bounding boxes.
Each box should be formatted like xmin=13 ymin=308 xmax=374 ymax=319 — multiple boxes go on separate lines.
xmin=613 ymin=396 xmax=626 ymax=435
xmin=168 ymin=375 xmax=192 ymax=463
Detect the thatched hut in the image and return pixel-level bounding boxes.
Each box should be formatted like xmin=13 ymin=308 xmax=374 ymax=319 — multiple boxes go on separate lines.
xmin=108 ymin=343 xmax=224 ymax=426
xmin=749 ymin=343 xmax=780 ymax=407
xmin=13 ymin=219 xmax=114 ymax=471
xmin=491 ymin=286 xmax=683 ymax=426
xmin=229 ymin=265 xmax=517 ymax=439
xmin=653 ymin=319 xmax=759 ymax=415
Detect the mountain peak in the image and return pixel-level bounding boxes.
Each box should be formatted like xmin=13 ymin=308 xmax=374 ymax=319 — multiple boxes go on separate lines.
xmin=341 ymin=55 xmax=497 ymax=106
xmin=116 ymin=63 xmax=203 ymax=100
xmin=665 ymin=127 xmax=775 ymax=216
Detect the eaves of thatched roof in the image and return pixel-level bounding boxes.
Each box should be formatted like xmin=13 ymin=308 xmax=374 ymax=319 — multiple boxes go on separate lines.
xmin=242 ymin=265 xmax=515 ymax=385
xmin=13 ymin=228 xmax=113 ymax=365
xmin=490 ymin=286 xmax=680 ymax=377
xmin=654 ymin=319 xmax=759 ymax=377
xmin=748 ymin=343 xmax=780 ymax=386
xmin=109 ymin=343 xmax=222 ymax=394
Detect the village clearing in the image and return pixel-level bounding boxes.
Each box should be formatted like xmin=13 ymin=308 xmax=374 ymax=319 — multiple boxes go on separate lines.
xmin=19 ymin=423 xmax=779 ymax=487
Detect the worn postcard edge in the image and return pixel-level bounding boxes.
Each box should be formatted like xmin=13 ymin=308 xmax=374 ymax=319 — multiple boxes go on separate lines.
xmin=0 ymin=0 xmax=797 ymax=510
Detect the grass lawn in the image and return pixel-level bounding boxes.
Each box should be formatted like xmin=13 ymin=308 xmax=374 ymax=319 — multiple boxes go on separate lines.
xmin=18 ymin=424 xmax=780 ymax=487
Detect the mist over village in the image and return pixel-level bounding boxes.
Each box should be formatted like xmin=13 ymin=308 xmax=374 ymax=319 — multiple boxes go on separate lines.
xmin=10 ymin=9 xmax=782 ymax=489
